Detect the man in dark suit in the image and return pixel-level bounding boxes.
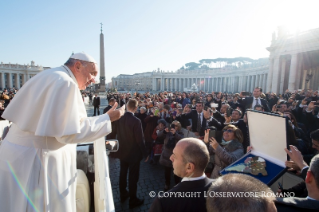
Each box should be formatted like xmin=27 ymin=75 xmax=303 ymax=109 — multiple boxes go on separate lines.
xmin=275 ymin=145 xmax=319 ymax=211
xmin=204 ymin=94 xmax=216 ymax=108
xmin=92 ymin=94 xmax=100 ymax=116
xmin=135 ymin=106 xmax=147 ymax=131
xmin=239 ymin=87 xmax=270 ymax=113
xmin=103 ymin=98 xmax=115 ymax=114
xmin=112 ymin=99 xmax=148 ymax=208
xmin=119 ymin=95 xmax=126 ymax=107
xmin=180 ymin=101 xmax=208 ymax=137
xmin=149 ymin=138 xmax=214 ymax=212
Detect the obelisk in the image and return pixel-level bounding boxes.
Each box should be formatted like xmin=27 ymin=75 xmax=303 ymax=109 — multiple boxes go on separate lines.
xmin=99 ymin=23 xmax=106 ymax=91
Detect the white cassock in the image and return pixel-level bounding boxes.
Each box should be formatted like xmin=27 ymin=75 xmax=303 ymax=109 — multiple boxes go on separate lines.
xmin=0 ymin=65 xmax=111 ymax=212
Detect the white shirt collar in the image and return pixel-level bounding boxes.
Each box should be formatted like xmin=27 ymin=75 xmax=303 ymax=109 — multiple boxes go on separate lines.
xmin=306 ymin=196 xmax=317 ymax=201
xmin=127 ymin=111 xmax=135 ymax=115
xmin=181 ymin=173 xmax=206 ymax=182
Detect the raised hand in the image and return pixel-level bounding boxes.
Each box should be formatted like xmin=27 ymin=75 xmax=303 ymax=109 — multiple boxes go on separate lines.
xmin=106 ymin=102 xmax=125 ymax=122
xmin=301 ymin=98 xmax=308 ymax=105
xmin=284 ymin=145 xmax=308 ymax=170
xmin=308 ymin=101 xmax=315 ymax=111
xmin=204 ymin=129 xmax=210 ymax=143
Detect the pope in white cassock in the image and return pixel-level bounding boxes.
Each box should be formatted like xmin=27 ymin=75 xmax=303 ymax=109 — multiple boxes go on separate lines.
xmin=0 ymin=53 xmax=124 ymax=212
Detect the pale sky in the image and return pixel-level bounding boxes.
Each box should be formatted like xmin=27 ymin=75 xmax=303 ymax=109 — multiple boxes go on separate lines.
xmin=0 ymin=0 xmax=318 ymax=83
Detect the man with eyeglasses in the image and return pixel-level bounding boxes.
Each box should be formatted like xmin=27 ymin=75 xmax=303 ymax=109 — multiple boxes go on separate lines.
xmin=0 ymin=53 xmax=125 ymax=211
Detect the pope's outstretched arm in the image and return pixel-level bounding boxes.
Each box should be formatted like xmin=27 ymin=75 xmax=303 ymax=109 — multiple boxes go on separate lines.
xmin=56 ymin=103 xmax=125 ymax=144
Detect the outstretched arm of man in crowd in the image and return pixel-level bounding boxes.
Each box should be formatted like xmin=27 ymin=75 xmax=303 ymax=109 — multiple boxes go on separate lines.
xmin=285 ymin=145 xmax=309 ymax=180
xmin=56 ymin=103 xmax=125 ymax=144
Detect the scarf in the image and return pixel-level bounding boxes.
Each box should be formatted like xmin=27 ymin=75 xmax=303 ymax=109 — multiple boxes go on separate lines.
xmin=220 ymin=139 xmax=232 ymax=146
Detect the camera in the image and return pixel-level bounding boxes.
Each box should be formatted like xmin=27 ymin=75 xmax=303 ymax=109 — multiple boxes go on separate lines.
xmin=226 ymin=107 xmax=233 ymax=117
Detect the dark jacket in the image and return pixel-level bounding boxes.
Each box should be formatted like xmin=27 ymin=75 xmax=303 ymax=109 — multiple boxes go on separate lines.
xmin=275 ymin=197 xmax=319 ymax=212
xmin=238 ymin=96 xmax=270 ymax=113
xmin=144 ymin=115 xmax=160 ymax=143
xmin=149 ymin=177 xmax=214 ymax=212
xmin=158 ymin=130 xmax=184 ymax=167
xmin=181 ymin=110 xmax=207 ymax=136
xmin=135 ymin=112 xmax=147 ymax=131
xmin=103 ymin=105 xmax=112 ymax=114
xmin=111 ymin=112 xmax=147 ymax=163
xmin=92 ymin=96 xmax=100 ymax=106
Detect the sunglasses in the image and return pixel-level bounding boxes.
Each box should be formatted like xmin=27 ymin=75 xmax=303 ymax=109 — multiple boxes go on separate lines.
xmin=223 ymin=129 xmax=234 ymax=133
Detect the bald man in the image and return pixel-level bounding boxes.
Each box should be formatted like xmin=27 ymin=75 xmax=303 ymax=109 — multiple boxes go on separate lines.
xmin=149 ymin=138 xmax=213 ymax=212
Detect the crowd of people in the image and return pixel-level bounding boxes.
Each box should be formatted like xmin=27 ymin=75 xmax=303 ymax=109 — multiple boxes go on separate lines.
xmin=0 ymin=67 xmax=318 ymax=211
xmin=104 ymin=87 xmax=319 ymax=211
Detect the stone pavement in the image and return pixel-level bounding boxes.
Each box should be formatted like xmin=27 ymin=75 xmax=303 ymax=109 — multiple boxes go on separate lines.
xmin=85 ymin=94 xmax=169 ymax=212
xmin=109 ymin=157 xmax=166 ymax=212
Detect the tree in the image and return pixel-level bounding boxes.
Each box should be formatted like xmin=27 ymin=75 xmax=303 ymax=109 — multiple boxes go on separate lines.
xmin=185 ymin=62 xmax=201 ymax=70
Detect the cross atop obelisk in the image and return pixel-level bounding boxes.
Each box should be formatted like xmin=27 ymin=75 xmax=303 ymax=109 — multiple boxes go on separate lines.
xmin=99 ymin=23 xmax=106 ymax=91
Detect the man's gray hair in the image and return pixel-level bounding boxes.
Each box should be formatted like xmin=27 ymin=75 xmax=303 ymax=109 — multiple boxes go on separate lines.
xmin=140 ymin=107 xmax=146 ymax=112
xmin=309 ymin=154 xmax=319 ymax=188
xmin=206 ymin=174 xmax=275 ymax=212
xmin=179 ymin=138 xmax=209 ymax=173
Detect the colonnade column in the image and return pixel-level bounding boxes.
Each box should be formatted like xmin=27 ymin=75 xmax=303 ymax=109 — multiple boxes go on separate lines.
xmin=0 ymin=73 xmax=4 ymax=89
xmin=271 ymin=57 xmax=280 ymax=93
xmin=295 ymin=56 xmax=303 ymax=90
xmin=288 ymin=54 xmax=299 ymax=91
xmin=236 ymin=76 xmax=243 ymax=92
xmin=173 ymin=78 xmax=177 ymax=91
xmin=250 ymin=76 xmax=254 ymax=91
xmin=15 ymin=73 xmax=20 ymax=89
xmin=267 ymin=58 xmax=274 ymax=92
xmin=152 ymin=78 xmax=156 ymax=91
xmin=264 ymin=74 xmax=267 ymax=90
xmin=279 ymin=59 xmax=286 ymax=93
xmin=8 ymin=73 xmax=12 ymax=88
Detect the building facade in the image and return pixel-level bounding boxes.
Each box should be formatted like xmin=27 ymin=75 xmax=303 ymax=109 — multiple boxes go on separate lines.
xmin=151 ymin=62 xmax=268 ymax=93
xmin=112 ymin=27 xmax=319 ymax=93
xmin=0 ymin=61 xmax=46 ymax=90
xmin=112 ymin=72 xmax=153 ymax=91
xmin=112 ymin=62 xmax=269 ymax=93
xmin=267 ymin=27 xmax=319 ymax=94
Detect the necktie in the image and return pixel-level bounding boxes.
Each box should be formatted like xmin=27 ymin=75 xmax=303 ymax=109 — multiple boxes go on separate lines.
xmin=197 ymin=113 xmax=201 ymax=132
xmin=255 ymin=98 xmax=259 ymax=106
